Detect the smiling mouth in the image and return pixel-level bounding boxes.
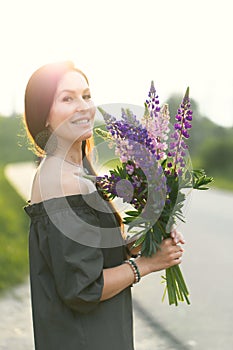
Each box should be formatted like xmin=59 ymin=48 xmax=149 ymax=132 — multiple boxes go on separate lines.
xmin=71 ymin=119 xmax=90 ymax=125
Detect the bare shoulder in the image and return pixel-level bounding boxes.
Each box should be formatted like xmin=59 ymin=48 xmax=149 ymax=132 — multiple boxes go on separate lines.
xmin=30 ymin=157 xmax=96 ymax=204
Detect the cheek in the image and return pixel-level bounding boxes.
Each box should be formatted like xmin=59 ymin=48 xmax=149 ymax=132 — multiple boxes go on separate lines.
xmin=87 ymin=103 xmax=96 ymax=120
xmin=90 ymin=105 xmax=96 ymax=119
xmin=48 ymin=107 xmax=71 ymax=129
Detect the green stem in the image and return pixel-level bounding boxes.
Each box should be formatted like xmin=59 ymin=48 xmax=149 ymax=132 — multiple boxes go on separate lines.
xmin=172 ymin=266 xmax=190 ymax=304
xmin=173 ymin=265 xmax=189 ymax=295
xmin=165 ymin=269 xmax=173 ymax=304
xmin=170 ymin=267 xmax=183 ymax=302
xmin=166 ymin=268 xmax=178 ymax=306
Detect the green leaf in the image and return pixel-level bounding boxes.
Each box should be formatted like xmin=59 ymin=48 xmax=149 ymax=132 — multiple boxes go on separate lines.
xmin=94 ymin=127 xmax=112 ymax=140
xmin=132 ymin=234 xmax=146 ymax=248
xmin=127 ymin=219 xmax=147 ymax=230
xmin=125 ymin=210 xmax=140 ymax=217
xmin=192 ymin=169 xmax=214 ymax=190
xmin=123 ymin=216 xmax=138 ymax=224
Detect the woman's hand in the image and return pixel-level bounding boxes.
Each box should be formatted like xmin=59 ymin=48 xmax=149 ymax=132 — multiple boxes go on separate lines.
xmin=136 ymin=234 xmax=185 ymax=276
xmin=149 ymin=238 xmax=184 ymax=272
xmin=127 ymin=227 xmax=185 ymax=259
xmin=170 ymin=227 xmax=185 ymax=245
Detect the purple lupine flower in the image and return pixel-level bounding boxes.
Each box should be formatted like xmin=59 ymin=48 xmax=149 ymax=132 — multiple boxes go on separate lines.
xmin=98 ymin=107 xmax=117 ymax=129
xmin=97 ymin=100 xmax=168 ymax=218
xmin=146 ymin=81 xmax=160 ymax=117
xmin=98 ymin=107 xmax=157 ymax=164
xmin=142 ymin=82 xmax=170 ymax=159
xmin=97 ymin=140 xmax=167 ymax=218
xmin=126 ymin=164 xmax=135 ymax=175
xmin=167 ymin=87 xmax=192 ymax=175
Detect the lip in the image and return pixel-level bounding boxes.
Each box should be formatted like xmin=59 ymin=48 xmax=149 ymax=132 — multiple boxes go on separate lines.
xmin=70 ymin=117 xmax=91 ymax=125
xmin=70 ymin=107 xmax=95 ymax=126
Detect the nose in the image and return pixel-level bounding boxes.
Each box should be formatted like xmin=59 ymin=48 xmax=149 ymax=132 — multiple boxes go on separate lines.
xmin=74 ymin=97 xmax=90 ymax=112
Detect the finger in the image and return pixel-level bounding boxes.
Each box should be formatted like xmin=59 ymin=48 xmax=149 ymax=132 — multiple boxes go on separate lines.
xmin=174 ymin=256 xmax=182 ymax=265
xmin=173 ymin=245 xmax=184 ymax=253
xmin=162 ymin=237 xmax=174 ymax=247
xmin=170 ymin=230 xmax=176 ymax=238
xmin=171 ymin=230 xmax=185 ymax=244
xmin=173 ymin=250 xmax=183 ymax=260
xmin=175 ymin=236 xmax=185 ymax=244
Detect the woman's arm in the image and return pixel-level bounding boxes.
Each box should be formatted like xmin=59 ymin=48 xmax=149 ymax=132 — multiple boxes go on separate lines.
xmin=101 ymin=231 xmax=185 ymax=301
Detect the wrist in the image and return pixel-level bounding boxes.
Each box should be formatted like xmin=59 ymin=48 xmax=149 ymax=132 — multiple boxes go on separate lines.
xmin=135 ymin=256 xmax=153 ymax=277
xmin=124 ymin=258 xmax=141 ymax=284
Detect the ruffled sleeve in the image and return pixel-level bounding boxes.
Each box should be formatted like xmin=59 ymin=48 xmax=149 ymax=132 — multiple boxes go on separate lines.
xmin=24 ymin=194 xmax=105 ymax=314
xmin=46 ymin=221 xmax=104 ymax=313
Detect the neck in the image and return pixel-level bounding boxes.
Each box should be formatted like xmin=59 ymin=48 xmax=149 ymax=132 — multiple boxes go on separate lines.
xmin=53 ymin=141 xmax=83 ymax=166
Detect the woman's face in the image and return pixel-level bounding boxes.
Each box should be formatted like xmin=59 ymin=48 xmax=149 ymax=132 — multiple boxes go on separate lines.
xmin=47 ymin=70 xmax=96 ymax=144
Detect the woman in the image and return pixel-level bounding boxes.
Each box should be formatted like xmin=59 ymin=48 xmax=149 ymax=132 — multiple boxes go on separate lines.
xmin=24 ymin=61 xmax=185 ymax=350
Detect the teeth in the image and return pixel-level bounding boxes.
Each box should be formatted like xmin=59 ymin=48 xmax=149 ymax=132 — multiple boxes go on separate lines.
xmin=72 ymin=119 xmax=89 ymax=125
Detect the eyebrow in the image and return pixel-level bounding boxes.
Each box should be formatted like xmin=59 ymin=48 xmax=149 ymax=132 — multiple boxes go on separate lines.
xmin=58 ymin=88 xmax=90 ymax=96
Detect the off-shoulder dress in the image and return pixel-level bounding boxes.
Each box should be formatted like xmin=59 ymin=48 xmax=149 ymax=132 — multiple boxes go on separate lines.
xmin=24 ymin=191 xmax=134 ymax=350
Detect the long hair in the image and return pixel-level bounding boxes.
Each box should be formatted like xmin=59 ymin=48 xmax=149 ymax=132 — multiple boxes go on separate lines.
xmin=82 ymin=139 xmax=123 ymax=228
xmin=24 ymin=61 xmax=89 ymax=156
xmin=24 ymin=61 xmax=122 ymax=227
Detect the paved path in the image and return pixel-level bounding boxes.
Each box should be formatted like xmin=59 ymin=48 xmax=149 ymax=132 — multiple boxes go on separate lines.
xmin=0 ymin=280 xmax=33 ymax=350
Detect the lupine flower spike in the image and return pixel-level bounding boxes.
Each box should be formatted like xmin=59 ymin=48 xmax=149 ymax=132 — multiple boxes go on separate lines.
xmin=142 ymin=81 xmax=170 ymax=160
xmin=167 ymin=87 xmax=192 ymax=176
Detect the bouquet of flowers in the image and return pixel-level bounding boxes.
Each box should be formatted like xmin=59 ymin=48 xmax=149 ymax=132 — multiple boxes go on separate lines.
xmin=95 ymin=82 xmax=213 ymax=306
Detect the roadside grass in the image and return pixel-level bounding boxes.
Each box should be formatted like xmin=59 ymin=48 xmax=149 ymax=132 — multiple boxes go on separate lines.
xmin=0 ymin=115 xmax=34 ymax=166
xmin=211 ymin=177 xmax=233 ymax=192
xmin=0 ymin=166 xmax=29 ymax=295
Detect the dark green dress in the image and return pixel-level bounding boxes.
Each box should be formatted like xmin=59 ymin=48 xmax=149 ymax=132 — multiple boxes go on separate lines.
xmin=24 ymin=191 xmax=134 ymax=350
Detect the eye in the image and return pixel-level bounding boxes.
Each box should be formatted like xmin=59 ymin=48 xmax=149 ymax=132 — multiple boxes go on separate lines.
xmin=83 ymin=94 xmax=92 ymax=100
xmin=62 ymin=95 xmax=73 ymax=102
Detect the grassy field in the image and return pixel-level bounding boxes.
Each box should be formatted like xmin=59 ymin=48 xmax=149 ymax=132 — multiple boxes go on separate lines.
xmin=0 ymin=166 xmax=29 ymax=294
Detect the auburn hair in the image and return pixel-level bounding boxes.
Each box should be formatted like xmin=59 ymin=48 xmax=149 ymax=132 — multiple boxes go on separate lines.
xmin=24 ymin=61 xmax=89 ymax=156
xmin=24 ymin=61 xmax=122 ymax=227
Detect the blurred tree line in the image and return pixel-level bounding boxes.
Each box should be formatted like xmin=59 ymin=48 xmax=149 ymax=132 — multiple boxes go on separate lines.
xmin=166 ymin=95 xmax=233 ymax=189
xmin=0 ymin=97 xmax=233 ymax=190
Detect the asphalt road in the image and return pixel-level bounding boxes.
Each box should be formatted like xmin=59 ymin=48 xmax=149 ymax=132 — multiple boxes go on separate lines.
xmin=132 ymin=188 xmax=233 ymax=349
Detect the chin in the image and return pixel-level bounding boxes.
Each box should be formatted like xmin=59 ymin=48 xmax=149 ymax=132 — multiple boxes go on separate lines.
xmin=82 ymin=130 xmax=93 ymax=141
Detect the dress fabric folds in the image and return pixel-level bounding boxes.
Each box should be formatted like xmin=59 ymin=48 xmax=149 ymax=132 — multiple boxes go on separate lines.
xmin=24 ymin=191 xmax=134 ymax=350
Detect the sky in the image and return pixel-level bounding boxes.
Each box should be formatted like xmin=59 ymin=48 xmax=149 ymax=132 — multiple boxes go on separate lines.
xmin=0 ymin=0 xmax=233 ymax=127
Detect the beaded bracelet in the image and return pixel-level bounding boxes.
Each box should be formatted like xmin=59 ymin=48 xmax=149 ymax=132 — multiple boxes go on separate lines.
xmin=124 ymin=258 xmax=141 ymax=284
